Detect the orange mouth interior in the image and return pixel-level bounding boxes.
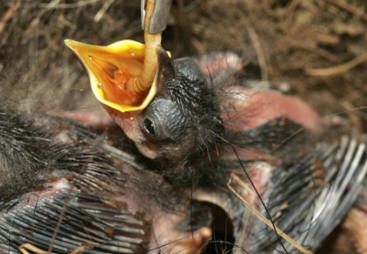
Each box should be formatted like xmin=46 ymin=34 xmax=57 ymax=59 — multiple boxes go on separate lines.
xmin=65 ymin=39 xmax=157 ymax=113
xmin=87 ymin=52 xmax=145 ymax=106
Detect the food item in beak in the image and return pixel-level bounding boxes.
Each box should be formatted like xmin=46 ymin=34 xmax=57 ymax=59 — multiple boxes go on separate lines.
xmin=65 ymin=39 xmax=158 ymax=112
xmin=64 ymin=40 xmax=172 ymax=160
xmin=64 ymin=0 xmax=164 ymax=114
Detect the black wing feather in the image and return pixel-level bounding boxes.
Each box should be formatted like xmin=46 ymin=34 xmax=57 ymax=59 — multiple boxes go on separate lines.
xmin=246 ymin=136 xmax=367 ymax=253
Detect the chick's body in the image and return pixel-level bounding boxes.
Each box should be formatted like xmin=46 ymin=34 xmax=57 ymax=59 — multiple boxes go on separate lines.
xmin=112 ymin=50 xmax=367 ymax=253
xmin=0 ymin=50 xmax=367 ymax=254
xmin=0 ymin=110 xmax=212 ymax=254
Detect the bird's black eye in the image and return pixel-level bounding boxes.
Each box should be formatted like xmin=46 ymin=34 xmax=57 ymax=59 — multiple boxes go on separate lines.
xmin=140 ymin=98 xmax=188 ymax=141
xmin=143 ymin=118 xmax=155 ymax=136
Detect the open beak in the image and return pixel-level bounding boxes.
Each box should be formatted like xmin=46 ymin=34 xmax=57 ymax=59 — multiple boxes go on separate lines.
xmin=64 ymin=39 xmax=158 ymax=112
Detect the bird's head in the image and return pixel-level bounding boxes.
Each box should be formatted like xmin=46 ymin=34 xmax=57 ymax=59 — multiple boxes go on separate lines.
xmin=65 ymin=39 xmax=224 ymax=163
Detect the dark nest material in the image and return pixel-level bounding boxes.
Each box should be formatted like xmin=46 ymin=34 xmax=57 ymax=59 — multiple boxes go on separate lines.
xmin=1 ymin=0 xmax=367 ymax=124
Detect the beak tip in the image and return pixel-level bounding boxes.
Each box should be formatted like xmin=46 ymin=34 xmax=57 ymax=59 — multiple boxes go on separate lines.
xmin=64 ymin=38 xmax=71 ymax=45
xmin=64 ymin=39 xmax=78 ymax=51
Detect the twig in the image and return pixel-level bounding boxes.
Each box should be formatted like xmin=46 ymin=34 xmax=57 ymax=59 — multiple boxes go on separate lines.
xmin=305 ymin=52 xmax=367 ymax=76
xmin=22 ymin=0 xmax=60 ymax=41
xmin=246 ymin=22 xmax=269 ymax=80
xmin=94 ymin=0 xmax=114 ymax=22
xmin=285 ymin=0 xmax=301 ymax=24
xmin=39 ymin=0 xmax=99 ymax=9
xmin=326 ymin=0 xmax=367 ymax=22
xmin=342 ymin=101 xmax=362 ymax=132
xmin=227 ymin=173 xmax=313 ymax=254
xmin=0 ymin=0 xmax=21 ymax=36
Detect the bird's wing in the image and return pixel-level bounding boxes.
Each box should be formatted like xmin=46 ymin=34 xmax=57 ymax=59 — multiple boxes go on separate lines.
xmin=242 ymin=135 xmax=367 ymax=253
xmin=0 ymin=111 xmax=150 ymax=253
xmin=0 ymin=110 xmax=214 ymax=254
xmin=0 ymin=190 xmax=148 ymax=254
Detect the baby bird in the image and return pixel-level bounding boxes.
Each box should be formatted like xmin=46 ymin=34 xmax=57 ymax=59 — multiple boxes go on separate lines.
xmin=0 ymin=110 xmax=213 ymax=254
xmin=1 ymin=42 xmax=366 ymax=254
xmin=64 ymin=39 xmax=367 ymax=254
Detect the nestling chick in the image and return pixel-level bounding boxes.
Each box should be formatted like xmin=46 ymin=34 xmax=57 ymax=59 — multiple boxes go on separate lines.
xmin=1 ymin=41 xmax=366 ymax=254
xmin=65 ymin=39 xmax=367 ymax=254
xmin=0 ymin=110 xmax=213 ymax=254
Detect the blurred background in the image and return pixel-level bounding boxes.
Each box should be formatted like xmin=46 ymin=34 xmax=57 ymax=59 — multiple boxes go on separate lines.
xmin=0 ymin=0 xmax=366 ymax=131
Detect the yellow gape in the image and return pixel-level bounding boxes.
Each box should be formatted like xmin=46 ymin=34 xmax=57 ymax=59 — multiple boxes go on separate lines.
xmin=64 ymin=39 xmax=158 ymax=113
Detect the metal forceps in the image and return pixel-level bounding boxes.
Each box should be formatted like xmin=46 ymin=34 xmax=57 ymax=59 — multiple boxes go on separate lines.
xmin=141 ymin=0 xmax=172 ymax=33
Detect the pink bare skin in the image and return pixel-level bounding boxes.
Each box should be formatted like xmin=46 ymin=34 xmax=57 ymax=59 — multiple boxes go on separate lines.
xmin=53 ymin=86 xmax=323 ymax=162
xmin=195 ymin=51 xmax=244 ymax=84
xmin=0 ymin=178 xmax=72 ymax=216
xmin=149 ymin=212 xmax=211 ymax=254
xmin=222 ymin=86 xmax=322 ymax=133
xmin=343 ymin=206 xmax=367 ymax=254
xmin=49 ymin=108 xmax=160 ymax=159
xmin=104 ymin=107 xmax=160 ymax=159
